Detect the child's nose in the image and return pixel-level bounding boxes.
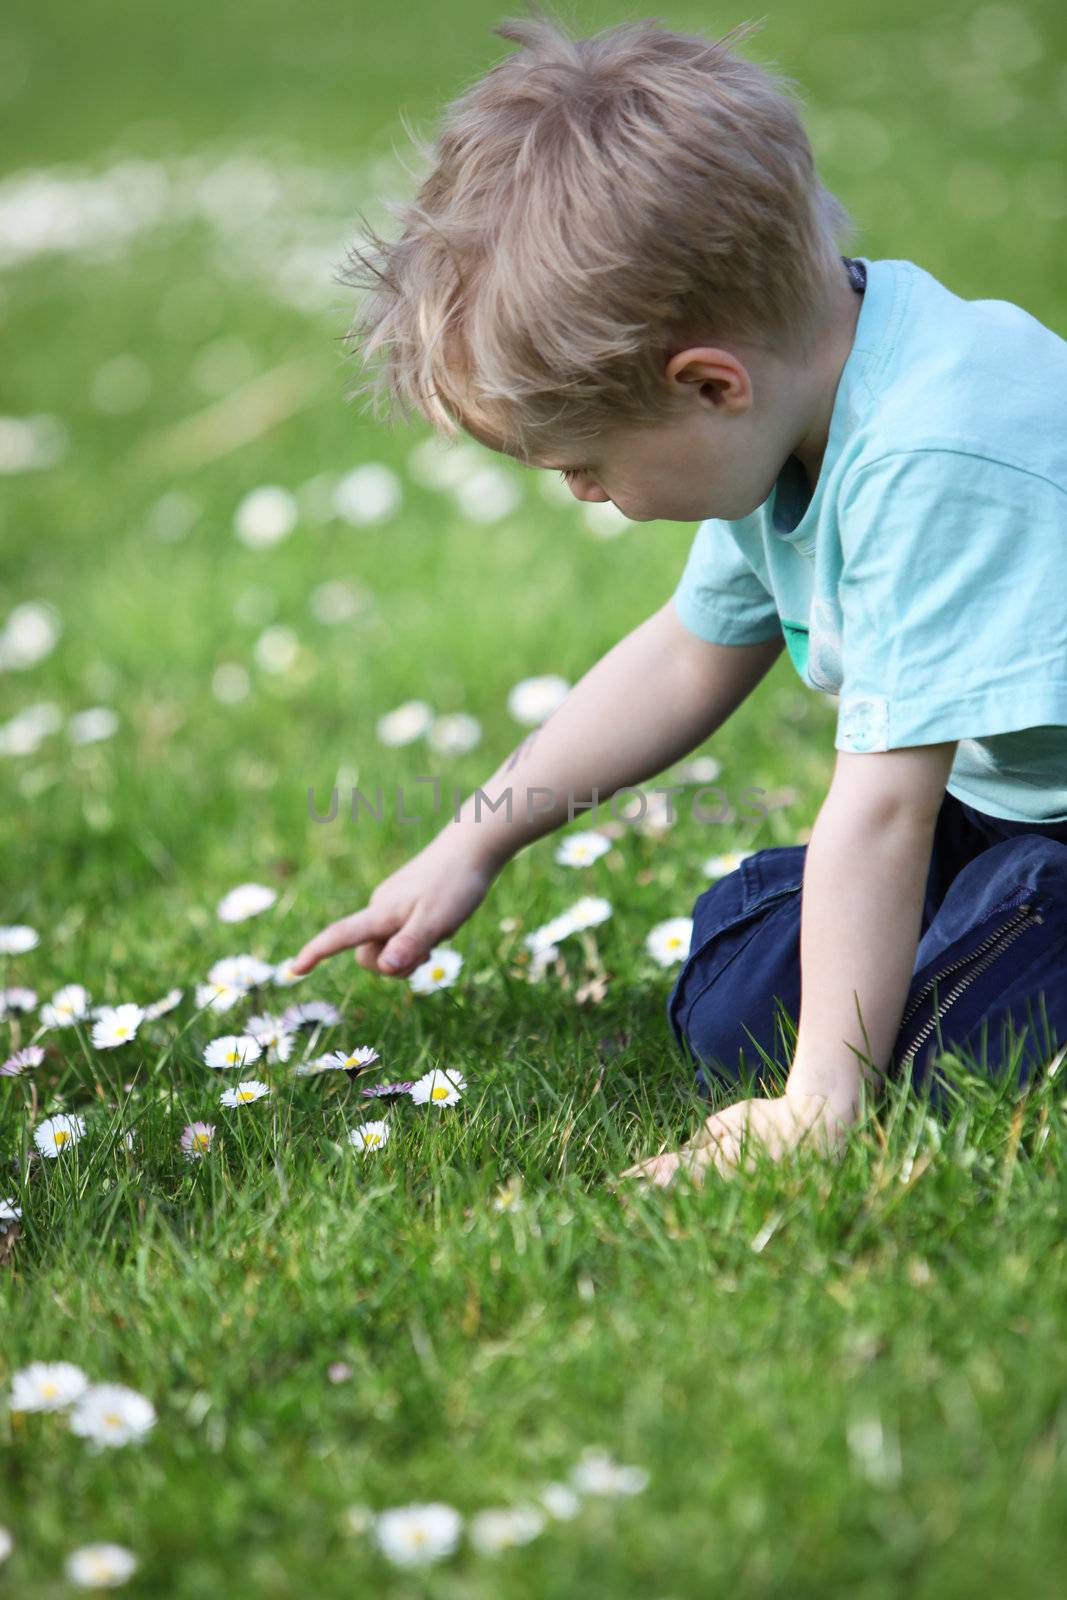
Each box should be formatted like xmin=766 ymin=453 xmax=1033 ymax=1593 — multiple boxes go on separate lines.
xmin=569 ymin=479 xmax=612 ymax=504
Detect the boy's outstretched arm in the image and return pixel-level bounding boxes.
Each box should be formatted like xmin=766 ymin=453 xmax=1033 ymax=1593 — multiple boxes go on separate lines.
xmin=291 ymin=598 xmax=784 ymax=979
xmin=621 ymin=739 xmax=959 ymax=1186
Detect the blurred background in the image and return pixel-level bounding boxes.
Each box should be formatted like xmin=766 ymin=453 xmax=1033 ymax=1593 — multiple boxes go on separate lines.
xmin=1 ymin=0 xmax=1065 ymax=970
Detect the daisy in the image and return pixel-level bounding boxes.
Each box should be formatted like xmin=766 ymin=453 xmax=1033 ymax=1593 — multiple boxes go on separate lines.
xmin=203 ymin=1034 xmax=262 ymax=1069
xmin=280 ymin=999 xmax=341 ymax=1030
xmin=33 ymin=1114 xmax=86 ymax=1158
xmin=554 ymin=831 xmax=611 ymax=867
xmin=180 ymin=1122 xmax=216 ymax=1159
xmin=91 ymin=1004 xmax=146 ymax=1049
xmin=233 ymin=484 xmax=297 ymax=549
xmin=538 ymin=1482 xmax=581 ymax=1520
xmin=0 ymin=1197 xmax=21 ymax=1226
xmin=216 ymin=882 xmax=277 ymax=923
xmin=220 ymin=1079 xmax=270 ymax=1107
xmin=313 ymin=1046 xmax=380 ymax=1072
xmin=703 ymin=849 xmax=757 ymax=880
xmin=374 ymin=1503 xmax=463 ymax=1568
xmin=567 ymin=896 xmax=613 ymax=931
xmin=143 ymin=987 xmax=183 ymax=1019
xmin=1 ymin=1044 xmax=44 ymax=1077
xmin=506 ymin=674 xmax=569 ymax=726
xmin=409 ymin=1068 xmax=465 ymax=1107
xmin=491 ymin=1176 xmax=523 ymax=1212
xmin=0 ymin=985 xmax=37 ymax=1013
xmin=344 ymin=1503 xmax=373 ymax=1533
xmin=451 ymin=464 xmax=522 ymax=524
xmin=254 ymin=625 xmax=299 ymax=674
xmin=65 ymin=1543 xmax=138 ymax=1588
xmin=9 ymin=1360 xmax=89 ymax=1412
xmin=208 ymin=954 xmax=275 ymax=989
xmin=332 ymin=462 xmax=401 ymax=526
xmin=39 ymin=983 xmax=91 ymax=1027
xmin=570 ymin=1447 xmax=650 ymax=1496
xmin=408 ymin=947 xmax=463 ymax=993
xmin=0 ymin=924 xmax=38 ymax=954
xmin=245 ymin=1016 xmax=295 ymax=1062
xmin=194 ymin=980 xmax=244 ymax=1013
xmin=360 ymin=1080 xmax=414 ymax=1101
xmin=468 ymin=1505 xmax=546 ymax=1554
xmin=270 ymin=956 xmax=306 ymax=986
xmin=376 ymin=699 xmax=434 ymax=747
xmin=524 ymin=915 xmax=575 ymax=955
xmin=645 ymin=917 xmax=694 ymax=967
xmin=69 ymin=1383 xmax=156 ymax=1447
xmin=348 ymin=1119 xmax=390 ymax=1153
xmin=427 ymin=712 xmax=482 ymax=755
xmin=68 ymin=707 xmax=119 ymax=745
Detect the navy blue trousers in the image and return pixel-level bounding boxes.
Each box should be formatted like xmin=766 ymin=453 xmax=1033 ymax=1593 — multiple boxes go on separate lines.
xmin=667 ymin=790 xmax=1067 ymax=1109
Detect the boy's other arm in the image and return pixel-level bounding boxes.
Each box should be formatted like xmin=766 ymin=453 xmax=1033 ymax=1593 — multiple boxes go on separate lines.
xmin=785 ymin=740 xmax=959 ymax=1116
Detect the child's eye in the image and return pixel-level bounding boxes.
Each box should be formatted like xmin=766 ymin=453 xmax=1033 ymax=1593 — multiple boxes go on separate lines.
xmin=559 ymin=467 xmax=588 ymax=483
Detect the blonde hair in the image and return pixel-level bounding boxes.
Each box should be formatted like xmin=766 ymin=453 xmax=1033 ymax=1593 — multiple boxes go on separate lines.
xmin=337 ymin=5 xmax=856 ymax=463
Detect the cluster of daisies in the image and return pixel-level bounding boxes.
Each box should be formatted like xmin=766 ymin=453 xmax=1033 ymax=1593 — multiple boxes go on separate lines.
xmin=346 ymin=1445 xmax=649 ymax=1568
xmin=3 ymin=1362 xmax=155 ymax=1586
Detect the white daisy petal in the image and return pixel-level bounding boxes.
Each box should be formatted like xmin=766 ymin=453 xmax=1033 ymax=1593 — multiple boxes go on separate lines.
xmin=65 ymin=1543 xmax=138 ymax=1588
xmin=0 ymin=924 xmax=38 ymax=954
xmin=216 ymin=883 xmax=277 ymax=923
xmin=68 ymin=1383 xmax=156 ymax=1448
xmin=373 ymin=1503 xmax=462 ymax=1568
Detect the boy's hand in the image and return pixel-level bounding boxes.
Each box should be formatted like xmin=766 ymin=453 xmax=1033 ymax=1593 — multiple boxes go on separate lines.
xmin=616 ymin=1089 xmax=854 ymax=1188
xmin=289 ymin=838 xmax=498 ymax=979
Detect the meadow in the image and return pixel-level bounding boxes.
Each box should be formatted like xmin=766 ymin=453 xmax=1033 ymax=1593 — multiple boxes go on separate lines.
xmin=3 ymin=0 xmax=1067 ymax=1593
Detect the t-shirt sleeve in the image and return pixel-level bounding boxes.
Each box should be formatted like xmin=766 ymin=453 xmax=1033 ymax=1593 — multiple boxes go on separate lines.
xmin=835 ymin=450 xmax=1067 ymax=753
xmin=672 ymin=519 xmax=782 ymax=645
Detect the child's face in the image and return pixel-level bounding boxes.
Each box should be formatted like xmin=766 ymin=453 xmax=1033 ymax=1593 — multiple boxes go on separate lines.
xmin=523 ymin=342 xmax=808 ymax=525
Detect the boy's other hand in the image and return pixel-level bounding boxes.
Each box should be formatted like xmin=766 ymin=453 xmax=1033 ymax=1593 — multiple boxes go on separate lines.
xmin=616 ymin=1090 xmax=854 ymax=1187
xmin=289 ymin=839 xmax=498 ymax=980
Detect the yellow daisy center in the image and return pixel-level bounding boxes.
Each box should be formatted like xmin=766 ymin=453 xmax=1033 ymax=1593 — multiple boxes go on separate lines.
xmin=431 ymin=966 xmax=445 ymax=980
xmin=193 ymin=1133 xmax=210 ymax=1150
xmin=116 ymin=1027 xmax=129 ymax=1038
xmin=237 ymin=1090 xmax=255 ymax=1102
xmin=226 ymin=1051 xmax=239 ymax=1063
xmin=42 ymin=1381 xmax=58 ymax=1397
xmin=104 ymin=1412 xmax=122 ymax=1428
xmin=54 ymin=1130 xmax=69 ymax=1145
xmin=431 ymin=1085 xmax=450 ymax=1101
xmin=667 ymin=936 xmax=681 ymax=949
xmin=411 ymin=1528 xmax=427 ymax=1545
xmin=364 ymin=1132 xmax=381 ymax=1147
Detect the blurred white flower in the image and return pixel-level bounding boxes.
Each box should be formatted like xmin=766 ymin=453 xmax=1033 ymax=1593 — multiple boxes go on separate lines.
xmin=0 ymin=923 xmax=38 ymax=954
xmin=220 ymin=1080 xmax=270 ymax=1107
xmin=65 ymin=1543 xmax=138 ymax=1588
xmin=91 ymin=1004 xmax=146 ymax=1049
xmin=570 ymin=1447 xmax=650 ymax=1496
xmin=253 ymin=625 xmax=299 ymax=674
xmin=0 ymin=1526 xmax=10 ymax=1563
xmin=0 ymin=416 xmax=67 ymax=477
xmin=374 ymin=1503 xmax=462 ymax=1568
xmin=507 ymin=674 xmax=569 ymax=726
xmin=348 ymin=1119 xmax=390 ymax=1153
xmin=33 ymin=1114 xmax=86 ymax=1157
xmin=0 ymin=1197 xmax=22 ymax=1224
xmin=674 ymin=754 xmax=721 ymax=784
xmin=703 ymin=849 xmax=756 ymax=879
xmin=333 ymin=463 xmax=401 ymax=525
xmin=567 ymin=896 xmax=613 ymax=931
xmin=308 ymin=1046 xmax=380 ymax=1072
xmin=409 ymin=947 xmax=463 ymax=993
xmin=468 ymin=1504 xmax=546 ymax=1553
xmin=245 ymin=1015 xmax=295 ymax=1062
xmin=9 ymin=1360 xmax=89 ymax=1412
xmin=208 ymin=953 xmax=275 ymax=988
xmin=1 ymin=1045 xmax=44 ymax=1077
xmin=409 ymin=1068 xmax=465 ymax=1107
xmin=582 ymin=501 xmax=632 ymax=538
xmin=376 ymin=699 xmax=433 ymax=746
xmin=309 ymin=578 xmax=369 ymax=624
xmin=216 ymin=883 xmax=277 ymax=923
xmin=427 ymin=712 xmax=482 ymax=755
xmin=40 ymin=983 xmax=91 ymax=1027
xmin=538 ymin=1482 xmax=581 ymax=1520
xmin=451 ymin=465 xmax=521 ymax=523
xmin=554 ymin=831 xmax=611 ymax=867
xmin=146 ymin=488 xmax=200 ymax=543
xmin=0 ymin=600 xmax=62 ymax=671
xmin=212 ymin=662 xmax=251 ymax=704
xmin=280 ymin=999 xmax=341 ymax=1030
xmin=407 ymin=435 xmax=484 ymax=489
xmin=0 ymin=985 xmax=37 ymax=1014
xmin=69 ymin=1383 xmax=156 ymax=1447
xmin=270 ymin=956 xmax=306 ymax=987
xmin=144 ymin=987 xmax=182 ymax=1019
xmin=194 ymin=980 xmax=244 ymax=1014
xmin=234 ymin=485 xmax=297 ymax=549
xmin=645 ymin=917 xmax=694 ymax=967
xmin=0 ymin=701 xmax=63 ymax=756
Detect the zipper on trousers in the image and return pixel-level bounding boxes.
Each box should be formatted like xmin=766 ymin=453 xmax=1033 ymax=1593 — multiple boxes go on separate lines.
xmin=895 ymin=902 xmax=1042 ymax=1074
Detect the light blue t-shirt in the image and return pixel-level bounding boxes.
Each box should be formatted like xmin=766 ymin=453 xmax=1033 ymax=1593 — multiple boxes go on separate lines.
xmin=673 ymin=255 xmax=1067 ymax=822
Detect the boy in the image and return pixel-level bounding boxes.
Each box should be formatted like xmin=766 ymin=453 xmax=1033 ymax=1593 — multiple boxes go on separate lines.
xmin=292 ymin=9 xmax=1067 ymax=1187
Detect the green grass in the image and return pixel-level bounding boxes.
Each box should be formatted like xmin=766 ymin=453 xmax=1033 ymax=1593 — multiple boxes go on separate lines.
xmin=3 ymin=0 xmax=1067 ymax=1593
